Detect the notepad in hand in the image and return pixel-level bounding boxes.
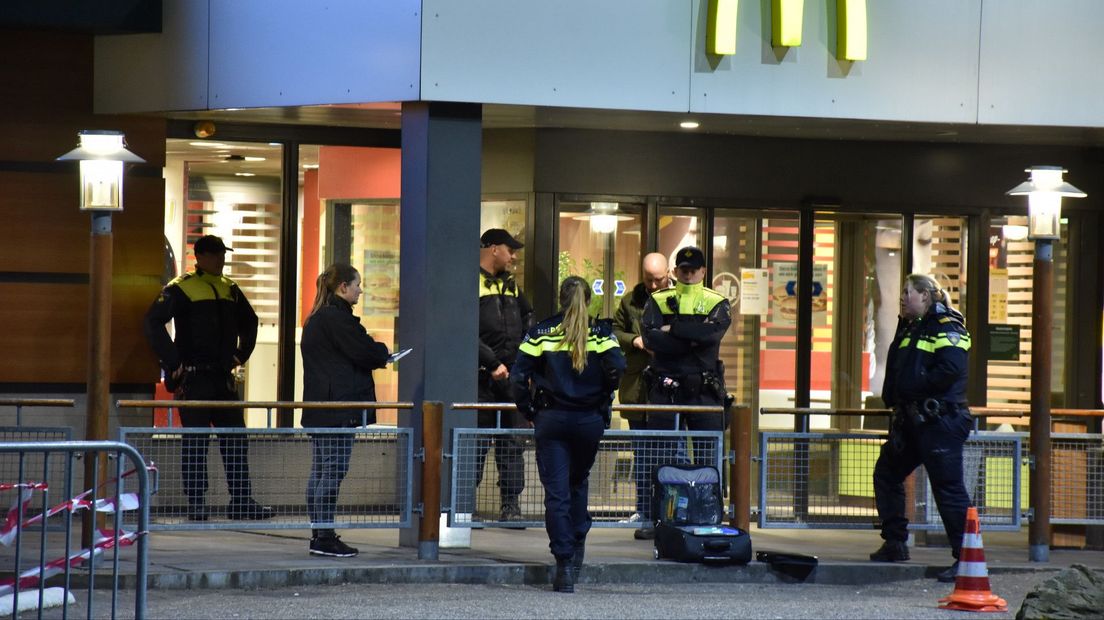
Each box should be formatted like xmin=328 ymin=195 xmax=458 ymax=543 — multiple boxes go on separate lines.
xmin=388 ymin=348 xmax=413 ymax=364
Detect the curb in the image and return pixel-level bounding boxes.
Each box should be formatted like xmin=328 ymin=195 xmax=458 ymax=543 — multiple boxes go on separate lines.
xmin=111 ymin=561 xmax=1059 ymax=591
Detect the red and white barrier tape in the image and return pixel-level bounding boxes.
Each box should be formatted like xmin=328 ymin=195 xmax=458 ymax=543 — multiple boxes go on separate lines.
xmin=0 ymin=529 xmax=140 ymax=596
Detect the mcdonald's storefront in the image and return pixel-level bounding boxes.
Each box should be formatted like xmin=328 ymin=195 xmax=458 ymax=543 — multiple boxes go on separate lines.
xmin=2 ymin=1 xmax=1103 ymax=441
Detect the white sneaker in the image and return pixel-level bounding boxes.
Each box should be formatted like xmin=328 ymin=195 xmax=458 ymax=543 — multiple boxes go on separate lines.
xmin=618 ymin=512 xmax=643 ymax=524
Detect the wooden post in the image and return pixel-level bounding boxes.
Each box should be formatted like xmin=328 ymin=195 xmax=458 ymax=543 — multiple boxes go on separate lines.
xmin=83 ymin=211 xmax=112 ymax=547
xmin=1028 ymin=240 xmax=1053 ymax=562
xmin=731 ymin=404 xmax=752 ymax=531
xmin=418 ymin=400 xmax=443 ymax=560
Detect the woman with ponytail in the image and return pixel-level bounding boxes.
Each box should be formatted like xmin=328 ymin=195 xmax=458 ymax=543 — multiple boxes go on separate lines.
xmin=511 ymin=276 xmax=627 ymax=593
xmin=301 ymin=263 xmax=391 ymax=558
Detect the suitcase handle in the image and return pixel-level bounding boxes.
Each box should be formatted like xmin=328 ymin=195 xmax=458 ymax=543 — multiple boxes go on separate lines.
xmin=704 ymin=540 xmax=731 ymax=551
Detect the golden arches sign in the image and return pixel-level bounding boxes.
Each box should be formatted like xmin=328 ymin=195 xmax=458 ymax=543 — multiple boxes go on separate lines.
xmin=707 ymin=0 xmax=867 ymax=61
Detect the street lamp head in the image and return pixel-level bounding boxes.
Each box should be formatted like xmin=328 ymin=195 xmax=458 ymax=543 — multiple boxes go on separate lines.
xmin=57 ymin=130 xmax=145 ymax=211
xmin=1006 ymin=166 xmax=1086 ymax=241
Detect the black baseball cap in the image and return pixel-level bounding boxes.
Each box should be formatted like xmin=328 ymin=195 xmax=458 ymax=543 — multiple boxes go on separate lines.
xmin=480 ymin=228 xmax=524 ymax=249
xmin=675 ymin=246 xmax=706 ymax=270
xmin=194 ymin=234 xmax=232 ymax=254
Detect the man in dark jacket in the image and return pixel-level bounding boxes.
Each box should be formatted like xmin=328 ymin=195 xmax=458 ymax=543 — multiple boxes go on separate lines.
xmin=869 ymin=274 xmax=973 ymax=584
xmin=477 ymin=228 xmax=534 ymax=522
xmin=612 ymin=252 xmax=669 ymax=537
xmin=144 ymin=235 xmax=273 ymax=521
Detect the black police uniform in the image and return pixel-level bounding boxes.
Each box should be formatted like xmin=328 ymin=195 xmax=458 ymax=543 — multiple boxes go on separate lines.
xmin=477 ymin=267 xmax=534 ymax=518
xmin=143 ymin=267 xmax=265 ymax=519
xmin=641 ymin=281 xmax=732 ymax=437
xmin=510 ymin=314 xmax=626 ymax=564
xmin=874 ymin=302 xmax=973 ymax=559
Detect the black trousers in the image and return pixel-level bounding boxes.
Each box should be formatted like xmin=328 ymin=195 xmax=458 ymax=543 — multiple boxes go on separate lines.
xmin=178 ymin=369 xmax=252 ymax=502
xmin=475 ymin=374 xmax=525 ymax=506
xmin=534 ymin=408 xmax=604 ymax=560
xmin=873 ymin=407 xmax=973 ymax=558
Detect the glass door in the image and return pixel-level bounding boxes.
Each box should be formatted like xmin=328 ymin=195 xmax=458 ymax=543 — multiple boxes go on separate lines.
xmin=556 ymin=201 xmax=643 ymax=318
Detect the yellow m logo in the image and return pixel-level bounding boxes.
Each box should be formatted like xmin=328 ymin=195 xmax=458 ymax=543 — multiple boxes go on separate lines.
xmin=707 ymin=0 xmax=867 ymax=61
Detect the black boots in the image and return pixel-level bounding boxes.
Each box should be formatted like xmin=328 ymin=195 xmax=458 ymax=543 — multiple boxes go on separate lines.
xmin=869 ymin=539 xmax=910 ymax=562
xmin=553 ymin=558 xmax=574 ymax=593
xmin=571 ymin=539 xmax=585 ymax=582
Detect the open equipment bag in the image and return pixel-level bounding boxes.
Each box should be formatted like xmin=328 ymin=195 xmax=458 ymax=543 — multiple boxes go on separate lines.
xmin=651 ymin=463 xmax=752 ymax=564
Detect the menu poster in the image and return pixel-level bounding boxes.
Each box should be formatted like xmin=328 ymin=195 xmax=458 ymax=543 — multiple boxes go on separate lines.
xmin=362 ymin=249 xmax=400 ymax=316
xmin=738 ymin=268 xmax=769 ymax=316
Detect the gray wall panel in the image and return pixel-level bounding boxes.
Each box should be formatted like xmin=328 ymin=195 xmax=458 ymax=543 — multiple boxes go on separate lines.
xmin=94 ymin=0 xmax=210 ymax=113
xmin=208 ymin=0 xmax=421 ymax=108
xmin=689 ymin=0 xmax=982 ymax=123
xmin=421 ymin=0 xmax=691 ymax=112
xmin=978 ymin=0 xmax=1104 ymax=127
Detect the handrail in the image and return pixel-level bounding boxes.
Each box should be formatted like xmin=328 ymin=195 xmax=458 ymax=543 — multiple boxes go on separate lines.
xmin=1 ymin=398 xmax=75 ymax=426
xmin=451 ymin=402 xmax=727 ymax=413
xmin=0 ymin=398 xmax=76 ymax=407
xmin=761 ymin=406 xmax=1104 ymax=419
xmin=116 ymin=400 xmax=414 ymax=409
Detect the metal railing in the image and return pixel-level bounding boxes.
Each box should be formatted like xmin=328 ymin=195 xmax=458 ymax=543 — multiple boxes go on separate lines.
xmin=446 ymin=402 xmax=750 ymax=530
xmin=115 ymin=401 xmax=414 ymax=532
xmin=0 ymin=441 xmax=150 ymax=619
xmin=757 ymin=407 xmax=1104 ymax=536
xmin=0 ymin=399 xmax=75 ymax=428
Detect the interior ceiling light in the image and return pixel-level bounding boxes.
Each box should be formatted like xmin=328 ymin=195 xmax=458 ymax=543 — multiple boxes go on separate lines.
xmin=234 ymin=172 xmax=256 ymax=177
xmin=680 ymin=120 xmax=700 ymax=129
xmin=189 ymin=141 xmax=230 ymax=148
xmin=573 ymin=202 xmax=632 ymax=234
xmin=243 ymin=156 xmax=266 ymax=162
xmin=302 ymin=164 xmax=319 ymax=169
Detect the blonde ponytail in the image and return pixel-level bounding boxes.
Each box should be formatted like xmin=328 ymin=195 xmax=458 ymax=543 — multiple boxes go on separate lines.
xmin=559 ymin=276 xmax=592 ymax=373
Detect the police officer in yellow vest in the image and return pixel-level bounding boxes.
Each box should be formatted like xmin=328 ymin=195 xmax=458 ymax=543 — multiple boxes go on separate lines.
xmin=477 ymin=228 xmax=534 ymax=521
xmin=642 ymin=246 xmax=732 ymax=437
xmin=144 ymin=235 xmax=274 ymax=522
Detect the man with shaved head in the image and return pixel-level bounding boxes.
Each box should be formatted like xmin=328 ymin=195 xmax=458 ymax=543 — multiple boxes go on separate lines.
xmin=612 ymin=252 xmax=671 ymax=540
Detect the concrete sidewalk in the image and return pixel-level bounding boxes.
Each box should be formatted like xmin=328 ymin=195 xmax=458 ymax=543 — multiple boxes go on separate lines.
xmin=113 ymin=525 xmax=1102 ymax=590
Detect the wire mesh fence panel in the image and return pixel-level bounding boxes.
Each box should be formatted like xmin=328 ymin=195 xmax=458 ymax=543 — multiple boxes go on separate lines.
xmin=449 ymin=428 xmax=724 ymax=528
xmin=758 ymin=432 xmax=1022 ymax=530
xmin=1049 ymin=433 xmax=1104 ymax=525
xmin=118 ymin=427 xmax=413 ymax=530
xmin=0 ymin=427 xmax=74 ymax=523
xmin=759 ymin=433 xmax=884 ymax=529
xmin=912 ymin=432 xmax=1023 ymax=531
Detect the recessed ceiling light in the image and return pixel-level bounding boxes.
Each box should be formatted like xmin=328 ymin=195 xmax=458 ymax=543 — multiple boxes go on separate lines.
xmin=302 ymin=164 xmax=319 ymax=169
xmin=680 ymin=121 xmax=700 ymax=130
xmin=189 ymin=141 xmax=230 ymax=148
xmin=243 ymin=156 xmax=266 ymax=162
xmin=235 ymin=172 xmax=256 ymax=177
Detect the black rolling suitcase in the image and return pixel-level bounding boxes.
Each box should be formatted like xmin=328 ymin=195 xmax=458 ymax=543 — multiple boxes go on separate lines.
xmin=651 ymin=463 xmax=752 ymax=564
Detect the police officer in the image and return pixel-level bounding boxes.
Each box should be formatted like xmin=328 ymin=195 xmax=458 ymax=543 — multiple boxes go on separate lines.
xmin=869 ymin=273 xmax=973 ymax=584
xmin=612 ymin=252 xmax=670 ymax=537
xmin=639 ymin=246 xmax=731 ymax=537
xmin=477 ymin=228 xmax=534 ymax=522
xmin=511 ymin=276 xmax=627 ymax=593
xmin=144 ymin=235 xmax=274 ymax=521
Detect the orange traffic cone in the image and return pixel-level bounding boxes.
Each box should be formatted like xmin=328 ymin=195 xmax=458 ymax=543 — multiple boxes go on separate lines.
xmin=938 ymin=506 xmax=1008 ymax=612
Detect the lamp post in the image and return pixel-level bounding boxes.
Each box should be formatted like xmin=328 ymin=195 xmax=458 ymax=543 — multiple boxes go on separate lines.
xmin=57 ymin=130 xmax=145 ymax=545
xmin=1006 ymin=166 xmax=1086 ymax=562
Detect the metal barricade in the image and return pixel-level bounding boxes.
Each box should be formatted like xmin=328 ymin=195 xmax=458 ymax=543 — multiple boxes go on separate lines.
xmin=115 ymin=401 xmax=414 ymax=531
xmin=447 ymin=403 xmax=727 ymax=529
xmin=758 ymin=431 xmax=1023 ymax=531
xmin=0 ymin=441 xmax=150 ymax=619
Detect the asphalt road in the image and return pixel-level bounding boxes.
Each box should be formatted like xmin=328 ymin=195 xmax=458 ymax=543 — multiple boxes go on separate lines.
xmin=46 ymin=573 xmax=1045 ymax=619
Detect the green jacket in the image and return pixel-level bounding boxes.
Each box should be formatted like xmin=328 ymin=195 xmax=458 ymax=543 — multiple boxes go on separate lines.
xmin=612 ymin=282 xmax=665 ymax=418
